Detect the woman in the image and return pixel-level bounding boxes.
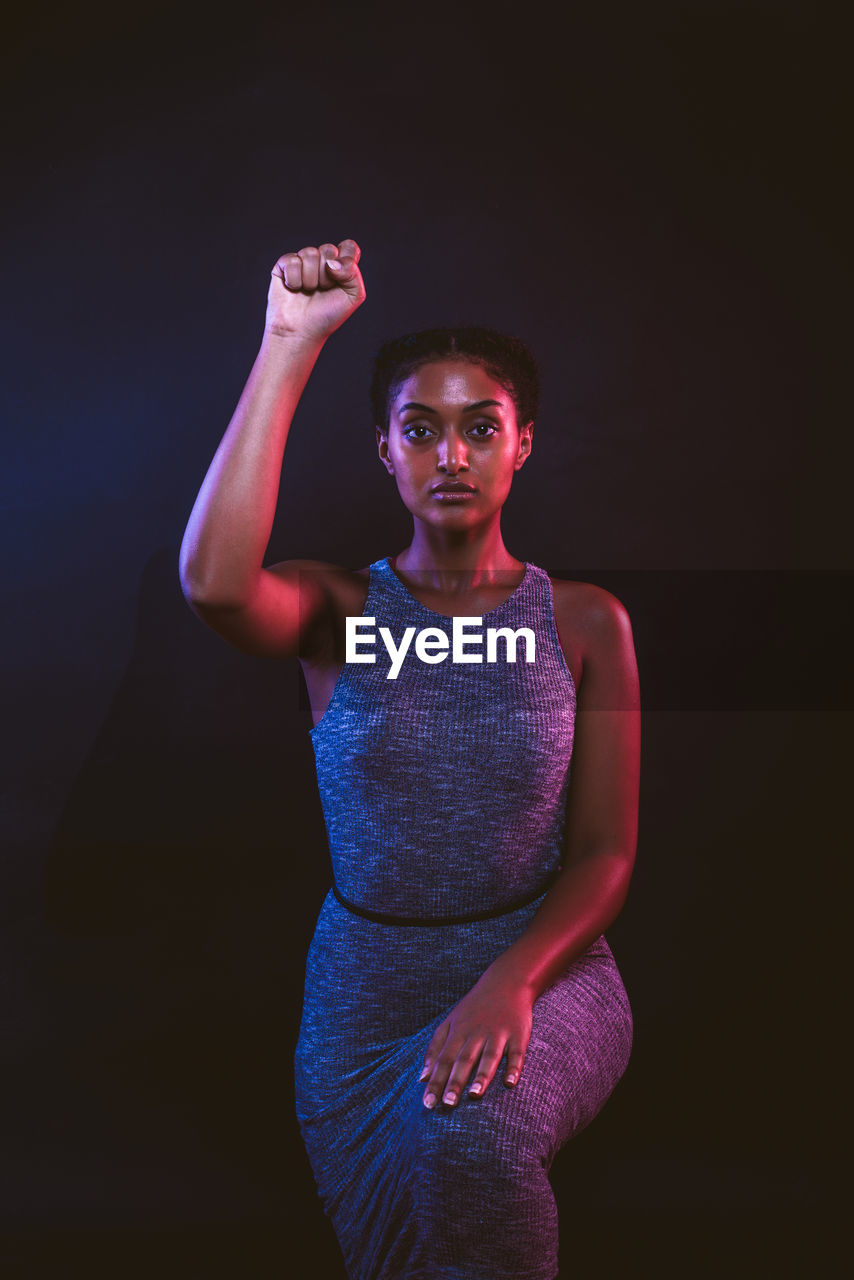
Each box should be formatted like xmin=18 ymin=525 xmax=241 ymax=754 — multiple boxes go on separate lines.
xmin=179 ymin=239 xmax=640 ymax=1279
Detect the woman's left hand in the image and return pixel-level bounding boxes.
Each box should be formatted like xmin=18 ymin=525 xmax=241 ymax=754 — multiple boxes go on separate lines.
xmin=419 ymin=965 xmax=534 ymax=1108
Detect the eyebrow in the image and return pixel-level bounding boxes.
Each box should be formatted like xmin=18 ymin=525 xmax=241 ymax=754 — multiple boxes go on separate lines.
xmin=397 ymin=399 xmax=505 ymax=415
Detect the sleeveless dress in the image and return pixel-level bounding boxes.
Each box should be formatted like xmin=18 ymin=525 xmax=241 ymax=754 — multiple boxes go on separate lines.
xmin=294 ymin=556 xmax=633 ymax=1280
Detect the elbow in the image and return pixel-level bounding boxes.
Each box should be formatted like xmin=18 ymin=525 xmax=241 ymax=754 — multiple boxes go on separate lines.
xmin=605 ymin=847 xmax=635 ymax=917
xmin=178 ymin=534 xmax=202 ymax=599
xmin=177 ymin=540 xmax=245 ymax=610
xmin=567 ymin=843 xmax=635 ymax=905
xmin=178 ymin=558 xmax=213 ymax=608
xmin=586 ymin=846 xmax=635 ymax=927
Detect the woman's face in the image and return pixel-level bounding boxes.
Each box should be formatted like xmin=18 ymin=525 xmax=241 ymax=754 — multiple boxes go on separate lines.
xmin=377 ymin=359 xmax=533 ymax=529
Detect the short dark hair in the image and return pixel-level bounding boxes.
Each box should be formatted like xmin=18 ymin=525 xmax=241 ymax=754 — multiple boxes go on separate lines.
xmin=370 ymin=325 xmax=540 ymax=435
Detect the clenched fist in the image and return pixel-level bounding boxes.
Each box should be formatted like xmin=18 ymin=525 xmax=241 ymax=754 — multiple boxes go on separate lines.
xmin=266 ymin=239 xmax=366 ymax=342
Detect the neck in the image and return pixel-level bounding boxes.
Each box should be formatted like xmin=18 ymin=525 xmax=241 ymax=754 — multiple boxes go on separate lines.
xmin=394 ymin=521 xmax=523 ymax=591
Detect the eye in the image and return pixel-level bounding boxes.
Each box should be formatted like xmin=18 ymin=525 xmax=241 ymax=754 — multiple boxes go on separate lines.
xmin=470 ymin=422 xmax=497 ymax=437
xmin=402 ymin=423 xmax=434 ymax=440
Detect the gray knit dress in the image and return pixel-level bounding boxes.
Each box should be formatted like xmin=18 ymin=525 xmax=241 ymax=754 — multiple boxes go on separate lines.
xmin=294 ymin=556 xmax=633 ymax=1280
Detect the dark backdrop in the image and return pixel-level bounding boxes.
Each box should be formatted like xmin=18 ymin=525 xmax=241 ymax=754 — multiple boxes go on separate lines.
xmin=2 ymin=1 xmax=849 ymax=1275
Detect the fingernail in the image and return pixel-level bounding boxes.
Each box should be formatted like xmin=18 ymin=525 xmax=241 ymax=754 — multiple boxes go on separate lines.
xmin=423 ymin=1092 xmax=436 ymax=1109
xmin=327 ymin=260 xmax=342 ymax=270
xmin=443 ymin=1090 xmax=457 ymax=1105
xmin=418 ymin=1067 xmax=430 ymax=1082
xmin=468 ymin=1081 xmax=483 ymax=1096
xmin=506 ymin=1072 xmax=518 ymax=1085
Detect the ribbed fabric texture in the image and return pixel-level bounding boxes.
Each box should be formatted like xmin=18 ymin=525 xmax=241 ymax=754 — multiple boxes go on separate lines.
xmin=294 ymin=557 xmax=633 ymax=1280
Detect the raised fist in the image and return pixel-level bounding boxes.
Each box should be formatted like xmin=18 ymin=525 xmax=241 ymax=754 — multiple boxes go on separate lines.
xmin=266 ymin=239 xmax=366 ymax=341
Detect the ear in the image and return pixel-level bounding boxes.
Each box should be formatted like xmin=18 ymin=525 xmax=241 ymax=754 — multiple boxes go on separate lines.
xmin=514 ymin=420 xmax=534 ymax=469
xmin=376 ymin=426 xmax=394 ymax=474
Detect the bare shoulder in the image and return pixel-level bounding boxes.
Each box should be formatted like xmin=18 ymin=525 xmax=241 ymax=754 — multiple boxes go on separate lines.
xmin=550 ymin=576 xmax=633 ymax=626
xmin=548 ymin=575 xmax=635 ymax=692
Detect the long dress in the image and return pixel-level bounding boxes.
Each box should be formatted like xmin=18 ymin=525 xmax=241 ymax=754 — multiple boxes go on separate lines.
xmin=294 ymin=556 xmax=633 ymax=1280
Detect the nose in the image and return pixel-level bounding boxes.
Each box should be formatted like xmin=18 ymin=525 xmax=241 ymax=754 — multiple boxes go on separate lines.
xmin=437 ymin=429 xmax=470 ymax=474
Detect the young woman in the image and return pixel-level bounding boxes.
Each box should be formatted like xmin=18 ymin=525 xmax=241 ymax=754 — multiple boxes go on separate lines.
xmin=179 ymin=239 xmax=641 ymax=1280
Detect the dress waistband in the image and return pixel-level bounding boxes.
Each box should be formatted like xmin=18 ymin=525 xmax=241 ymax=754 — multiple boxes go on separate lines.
xmin=330 ymin=863 xmax=563 ymax=926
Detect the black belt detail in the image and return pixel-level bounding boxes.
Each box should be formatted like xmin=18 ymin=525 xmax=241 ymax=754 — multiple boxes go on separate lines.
xmin=330 ymin=863 xmax=563 ymax=926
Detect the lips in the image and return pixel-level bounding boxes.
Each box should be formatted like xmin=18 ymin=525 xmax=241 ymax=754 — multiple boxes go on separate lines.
xmin=432 ymin=482 xmax=476 ymax=493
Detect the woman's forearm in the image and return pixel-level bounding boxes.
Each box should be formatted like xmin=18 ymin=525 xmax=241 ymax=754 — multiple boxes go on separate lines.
xmin=487 ymin=848 xmax=634 ymax=1001
xmin=178 ymin=328 xmax=327 ymax=605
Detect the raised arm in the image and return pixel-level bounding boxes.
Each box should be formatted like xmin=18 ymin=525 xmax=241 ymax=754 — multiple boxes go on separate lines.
xmin=178 ymin=239 xmax=366 ymax=659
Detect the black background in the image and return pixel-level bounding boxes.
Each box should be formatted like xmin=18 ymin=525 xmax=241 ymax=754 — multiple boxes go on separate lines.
xmin=2 ymin=1 xmax=849 ymax=1275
